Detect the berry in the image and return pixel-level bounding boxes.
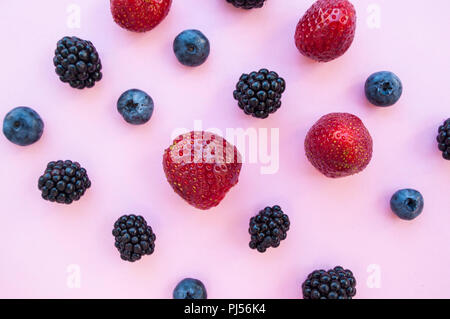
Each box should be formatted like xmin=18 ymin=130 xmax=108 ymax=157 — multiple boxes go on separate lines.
xmin=302 ymin=266 xmax=357 ymax=299
xmin=226 ymin=0 xmax=266 ymax=9
xmin=436 ymin=118 xmax=450 ymax=160
xmin=233 ymin=69 xmax=286 ymax=119
xmin=294 ymin=0 xmax=356 ymax=62
xmin=3 ymin=107 xmax=44 ymax=146
xmin=305 ymin=113 xmax=373 ymax=178
xmin=38 ymin=160 xmax=91 ymax=204
xmin=249 ymin=205 xmax=290 ymax=253
xmin=110 ymin=0 xmax=172 ymax=33
xmin=117 ymin=89 xmax=154 ymax=125
xmin=173 ymin=30 xmax=210 ymax=67
xmin=112 ymin=214 xmax=156 ymax=262
xmin=390 ymin=189 xmax=424 ymax=221
xmin=162 ymin=131 xmax=242 ymax=210
xmin=365 ymin=71 xmax=403 ymax=107
xmin=173 ymin=278 xmax=207 ymax=299
xmin=53 ymin=36 xmax=102 ymax=89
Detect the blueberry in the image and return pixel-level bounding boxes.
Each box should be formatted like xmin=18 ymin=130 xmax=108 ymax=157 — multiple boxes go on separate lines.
xmin=117 ymin=89 xmax=154 ymax=125
xmin=365 ymin=71 xmax=403 ymax=107
xmin=3 ymin=106 xmax=44 ymax=146
xmin=173 ymin=30 xmax=210 ymax=67
xmin=390 ymin=189 xmax=424 ymax=220
xmin=173 ymin=278 xmax=207 ymax=299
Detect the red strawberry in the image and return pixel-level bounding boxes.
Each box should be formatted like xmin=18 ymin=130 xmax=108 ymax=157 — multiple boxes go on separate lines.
xmin=304 ymin=113 xmax=373 ymax=178
xmin=294 ymin=0 xmax=356 ymax=62
xmin=163 ymin=131 xmax=242 ymax=210
xmin=110 ymin=0 xmax=172 ymax=33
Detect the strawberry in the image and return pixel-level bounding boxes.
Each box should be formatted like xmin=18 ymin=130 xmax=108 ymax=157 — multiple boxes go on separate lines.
xmin=163 ymin=131 xmax=242 ymax=210
xmin=110 ymin=0 xmax=172 ymax=33
xmin=294 ymin=0 xmax=356 ymax=62
xmin=304 ymin=113 xmax=373 ymax=178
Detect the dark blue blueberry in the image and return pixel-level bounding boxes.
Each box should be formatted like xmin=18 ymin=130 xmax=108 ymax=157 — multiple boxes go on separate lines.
xmin=3 ymin=106 xmax=44 ymax=146
xmin=365 ymin=71 xmax=403 ymax=107
xmin=117 ymin=89 xmax=154 ymax=125
xmin=173 ymin=30 xmax=210 ymax=67
xmin=226 ymin=0 xmax=266 ymax=9
xmin=173 ymin=278 xmax=207 ymax=299
xmin=390 ymin=189 xmax=424 ymax=220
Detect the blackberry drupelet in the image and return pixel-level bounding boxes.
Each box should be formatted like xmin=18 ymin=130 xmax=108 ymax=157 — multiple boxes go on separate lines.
xmin=112 ymin=214 xmax=156 ymax=262
xmin=249 ymin=205 xmax=290 ymax=253
xmin=233 ymin=69 xmax=286 ymax=119
xmin=302 ymin=266 xmax=357 ymax=299
xmin=226 ymin=0 xmax=266 ymax=9
xmin=53 ymin=36 xmax=103 ymax=89
xmin=437 ymin=118 xmax=450 ymax=160
xmin=38 ymin=160 xmax=91 ymax=204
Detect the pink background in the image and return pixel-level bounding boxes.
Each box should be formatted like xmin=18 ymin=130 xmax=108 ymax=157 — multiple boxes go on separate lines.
xmin=1 ymin=0 xmax=449 ymax=299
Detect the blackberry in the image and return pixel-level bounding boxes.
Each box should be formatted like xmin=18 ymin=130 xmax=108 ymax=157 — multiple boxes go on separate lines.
xmin=226 ymin=0 xmax=267 ymax=9
xmin=302 ymin=266 xmax=357 ymax=299
xmin=437 ymin=118 xmax=450 ymax=160
xmin=233 ymin=69 xmax=286 ymax=119
xmin=249 ymin=205 xmax=290 ymax=253
xmin=53 ymin=36 xmax=102 ymax=89
xmin=38 ymin=160 xmax=91 ymax=204
xmin=112 ymin=214 xmax=156 ymax=262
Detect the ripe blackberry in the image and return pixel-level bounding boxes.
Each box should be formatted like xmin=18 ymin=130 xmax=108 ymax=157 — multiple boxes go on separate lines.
xmin=249 ymin=205 xmax=290 ymax=253
xmin=112 ymin=214 xmax=156 ymax=262
xmin=226 ymin=0 xmax=266 ymax=9
xmin=233 ymin=69 xmax=286 ymax=119
xmin=53 ymin=36 xmax=103 ymax=89
xmin=437 ymin=118 xmax=450 ymax=160
xmin=302 ymin=266 xmax=357 ymax=299
xmin=38 ymin=160 xmax=91 ymax=204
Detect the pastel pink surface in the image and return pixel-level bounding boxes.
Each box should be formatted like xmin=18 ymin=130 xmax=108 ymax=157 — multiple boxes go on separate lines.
xmin=0 ymin=0 xmax=449 ymax=298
